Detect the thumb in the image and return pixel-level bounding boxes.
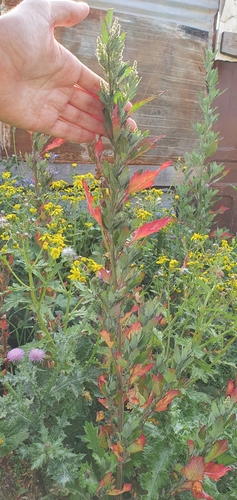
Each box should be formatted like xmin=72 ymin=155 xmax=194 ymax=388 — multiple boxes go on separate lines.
xmin=51 ymin=0 xmax=89 ymax=27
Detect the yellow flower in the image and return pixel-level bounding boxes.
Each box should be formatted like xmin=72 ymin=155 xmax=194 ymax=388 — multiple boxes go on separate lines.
xmin=30 ymin=208 xmax=37 ymax=214
xmin=49 ymin=247 xmax=61 ymax=259
xmin=169 ymin=259 xmax=179 ymax=270
xmin=67 ymin=265 xmax=86 ymax=282
xmin=13 ymin=204 xmax=21 ymax=210
xmin=2 ymin=172 xmax=11 ymax=179
xmin=72 ymin=163 xmax=77 ymax=168
xmin=85 ymin=222 xmax=93 ymax=228
xmin=174 ymin=195 xmax=179 ymax=200
xmin=136 ymin=208 xmax=152 ymax=220
xmin=1 ymin=233 xmax=10 ymax=241
xmin=190 ymin=233 xmax=208 ymax=242
xmin=45 ymin=153 xmax=50 ymax=158
xmin=6 ymin=214 xmax=18 ymax=221
xmin=86 ymin=258 xmax=102 ymax=273
xmin=51 ymin=180 xmax=68 ymax=190
xmin=156 ymin=256 xmax=169 ymax=265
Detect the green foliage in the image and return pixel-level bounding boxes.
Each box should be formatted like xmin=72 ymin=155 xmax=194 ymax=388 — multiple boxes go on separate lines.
xmin=0 ymin=11 xmax=236 ymax=500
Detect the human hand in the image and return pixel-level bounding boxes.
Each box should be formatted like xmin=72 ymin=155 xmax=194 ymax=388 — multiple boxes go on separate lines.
xmin=0 ymin=0 xmax=135 ymax=143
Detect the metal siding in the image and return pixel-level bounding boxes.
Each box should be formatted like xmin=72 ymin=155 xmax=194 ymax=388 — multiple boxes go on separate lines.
xmin=89 ymin=0 xmax=219 ymax=32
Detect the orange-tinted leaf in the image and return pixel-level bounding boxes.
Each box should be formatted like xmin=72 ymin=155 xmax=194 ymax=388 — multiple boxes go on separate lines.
xmin=130 ymin=217 xmax=172 ymax=242
xmin=124 ymin=321 xmax=142 ymax=339
xmin=152 ymin=373 xmax=164 ymax=397
xmin=188 ymin=440 xmax=195 ymax=456
xmin=97 ymin=472 xmax=114 ymax=494
xmin=230 ymin=387 xmax=237 ymax=402
xmin=226 ymin=379 xmax=235 ymax=396
xmin=191 ymin=480 xmax=214 ymax=500
xmin=111 ymin=441 xmax=124 ymax=461
xmin=181 ymin=456 xmax=205 ymax=481
xmin=128 ymin=92 xmax=165 ymax=114
xmin=129 ymin=135 xmax=165 ymax=161
xmin=127 ymin=162 xmax=171 ymax=195
xmin=204 ymin=462 xmax=232 ymax=481
xmin=204 ymin=440 xmax=228 ymax=463
xmin=83 ymin=180 xmax=103 ymax=228
xmin=140 ymin=390 xmax=154 ymax=409
xmin=154 ymin=390 xmax=180 ymax=412
xmin=107 ymin=483 xmax=132 ymax=495
xmin=127 ymin=434 xmax=146 ymax=454
xmin=100 ymin=329 xmax=114 ymax=348
xmin=41 ymin=137 xmax=66 ymax=155
xmin=130 ymin=363 xmax=155 ymax=385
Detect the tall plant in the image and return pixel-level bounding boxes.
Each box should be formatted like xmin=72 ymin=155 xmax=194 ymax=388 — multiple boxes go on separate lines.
xmin=172 ymin=50 xmax=228 ymax=237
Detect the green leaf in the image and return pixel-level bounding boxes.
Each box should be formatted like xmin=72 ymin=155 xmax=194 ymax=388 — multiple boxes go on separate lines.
xmin=83 ymin=422 xmax=105 ymax=459
xmin=139 ymin=444 xmax=173 ymax=499
xmin=106 ymin=9 xmax=114 ymax=29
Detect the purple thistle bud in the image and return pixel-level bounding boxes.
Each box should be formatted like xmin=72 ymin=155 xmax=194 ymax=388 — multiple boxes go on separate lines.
xmin=29 ymin=348 xmax=45 ymax=363
xmin=7 ymin=348 xmax=25 ymax=362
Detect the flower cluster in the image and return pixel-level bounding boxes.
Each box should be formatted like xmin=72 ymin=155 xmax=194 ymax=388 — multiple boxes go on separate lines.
xmin=7 ymin=347 xmax=45 ymax=363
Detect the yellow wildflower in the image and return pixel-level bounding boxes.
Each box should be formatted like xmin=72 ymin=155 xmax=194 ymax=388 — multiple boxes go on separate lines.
xmin=30 ymin=208 xmax=37 ymax=214
xmin=13 ymin=204 xmax=21 ymax=210
xmin=49 ymin=247 xmax=61 ymax=259
xmin=169 ymin=259 xmax=179 ymax=270
xmin=190 ymin=233 xmax=208 ymax=242
xmin=67 ymin=265 xmax=86 ymax=282
xmin=156 ymin=256 xmax=169 ymax=265
xmin=2 ymin=172 xmax=11 ymax=179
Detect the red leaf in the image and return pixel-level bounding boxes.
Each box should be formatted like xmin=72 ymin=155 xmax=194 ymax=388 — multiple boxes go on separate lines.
xmin=82 ymin=180 xmax=103 ymax=228
xmin=231 ymin=387 xmax=237 ymax=402
xmin=126 ymin=162 xmax=171 ymax=196
xmin=127 ymin=434 xmax=146 ymax=454
xmin=97 ymin=397 xmax=109 ymax=408
xmin=204 ymin=462 xmax=232 ymax=481
xmin=204 ymin=440 xmax=228 ymax=463
xmin=94 ymin=136 xmax=103 ymax=162
xmin=41 ymin=137 xmax=66 ymax=155
xmin=98 ymin=374 xmax=107 ymax=393
xmin=181 ymin=456 xmax=205 ymax=481
xmin=130 ymin=217 xmax=172 ymax=242
xmin=191 ymin=481 xmax=214 ymax=500
xmin=98 ymin=267 xmax=111 ymax=283
xmin=154 ymin=390 xmax=180 ymax=412
xmin=130 ymin=363 xmax=155 ymax=385
xmin=226 ymin=379 xmax=235 ymax=396
xmin=107 ymin=483 xmax=132 ymax=496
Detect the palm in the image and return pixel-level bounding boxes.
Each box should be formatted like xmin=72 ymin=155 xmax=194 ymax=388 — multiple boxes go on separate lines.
xmin=0 ymin=0 xmax=105 ymax=142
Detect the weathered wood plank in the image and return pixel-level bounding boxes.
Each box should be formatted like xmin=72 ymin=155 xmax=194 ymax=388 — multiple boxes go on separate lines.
xmin=220 ymin=31 xmax=237 ymax=58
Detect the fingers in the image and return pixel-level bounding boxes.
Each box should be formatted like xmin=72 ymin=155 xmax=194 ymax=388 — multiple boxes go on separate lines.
xmin=59 ymin=102 xmax=105 ymax=136
xmin=51 ymin=0 xmax=89 ymax=28
xmin=47 ymin=118 xmax=97 ymax=143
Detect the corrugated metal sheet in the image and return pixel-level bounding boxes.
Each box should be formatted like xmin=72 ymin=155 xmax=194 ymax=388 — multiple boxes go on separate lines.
xmin=89 ymin=0 xmax=219 ymax=32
